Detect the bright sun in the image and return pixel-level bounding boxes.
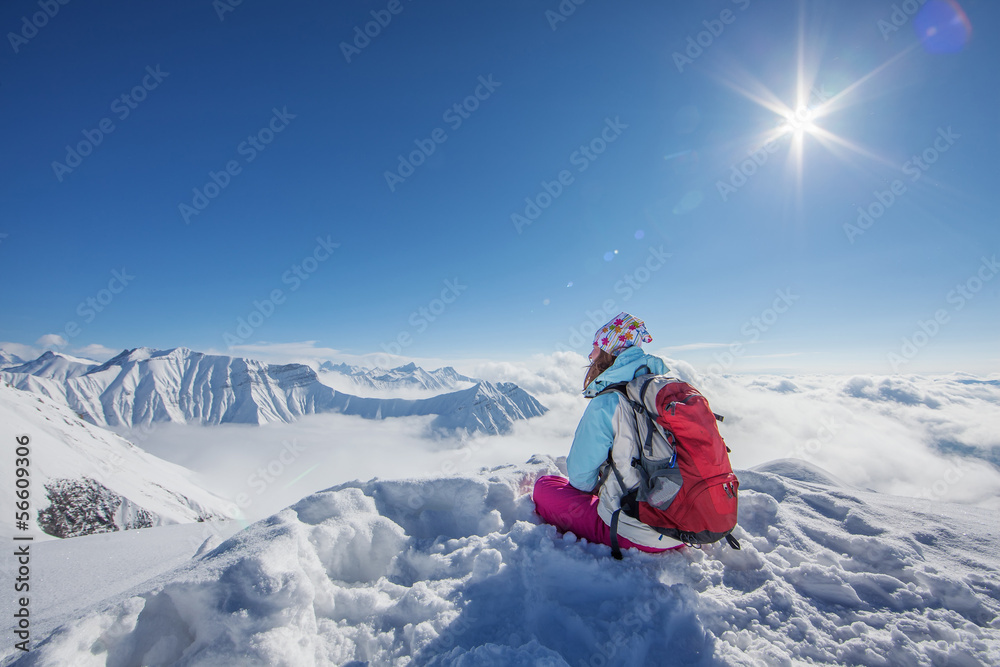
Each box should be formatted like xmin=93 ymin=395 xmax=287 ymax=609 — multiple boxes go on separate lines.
xmin=782 ymin=105 xmax=818 ymax=138
xmin=703 ymin=12 xmax=918 ymax=210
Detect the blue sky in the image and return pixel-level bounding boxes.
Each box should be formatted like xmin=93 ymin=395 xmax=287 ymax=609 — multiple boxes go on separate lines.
xmin=1 ymin=0 xmax=997 ymax=374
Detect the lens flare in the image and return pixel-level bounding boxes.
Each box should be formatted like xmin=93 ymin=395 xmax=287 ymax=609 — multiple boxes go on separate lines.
xmin=673 ymin=190 xmax=705 ymax=215
xmin=914 ymin=0 xmax=972 ymax=54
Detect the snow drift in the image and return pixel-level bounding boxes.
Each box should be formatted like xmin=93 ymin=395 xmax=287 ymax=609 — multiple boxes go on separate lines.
xmin=7 ymin=456 xmax=998 ymax=666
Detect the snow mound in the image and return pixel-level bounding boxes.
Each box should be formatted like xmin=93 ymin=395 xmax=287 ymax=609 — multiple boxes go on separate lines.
xmin=751 ymin=458 xmax=852 ymax=488
xmin=8 ymin=457 xmax=999 ymax=666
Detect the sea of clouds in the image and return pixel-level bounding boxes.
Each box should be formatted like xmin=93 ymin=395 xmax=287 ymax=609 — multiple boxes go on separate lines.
xmin=128 ymin=350 xmax=1000 ymax=526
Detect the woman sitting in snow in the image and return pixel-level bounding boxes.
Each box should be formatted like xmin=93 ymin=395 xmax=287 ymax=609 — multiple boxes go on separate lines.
xmin=533 ymin=312 xmax=684 ymax=554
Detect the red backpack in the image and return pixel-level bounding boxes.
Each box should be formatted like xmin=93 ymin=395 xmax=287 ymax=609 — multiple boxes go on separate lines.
xmin=598 ymin=375 xmax=740 ymax=559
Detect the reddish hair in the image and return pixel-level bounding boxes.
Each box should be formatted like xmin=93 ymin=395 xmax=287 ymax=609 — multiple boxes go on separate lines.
xmin=583 ymin=349 xmax=616 ymax=392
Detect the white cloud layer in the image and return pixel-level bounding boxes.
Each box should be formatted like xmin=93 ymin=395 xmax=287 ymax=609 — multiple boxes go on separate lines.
xmin=126 ymin=351 xmax=1000 ymax=522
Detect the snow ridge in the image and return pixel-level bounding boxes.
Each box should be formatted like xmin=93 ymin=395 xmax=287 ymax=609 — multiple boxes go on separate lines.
xmin=3 ymin=350 xmax=98 ymax=381
xmin=0 ymin=384 xmax=234 ymax=540
xmin=0 ymin=348 xmax=27 ymax=370
xmin=327 ymin=380 xmax=547 ymax=435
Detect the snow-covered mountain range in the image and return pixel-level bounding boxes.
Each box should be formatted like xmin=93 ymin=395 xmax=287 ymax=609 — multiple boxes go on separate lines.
xmin=0 ymin=349 xmax=25 ymax=369
xmin=319 ymin=360 xmax=477 ymax=392
xmin=0 ymin=347 xmax=546 ymax=435
xmin=0 ymin=383 xmax=232 ymax=539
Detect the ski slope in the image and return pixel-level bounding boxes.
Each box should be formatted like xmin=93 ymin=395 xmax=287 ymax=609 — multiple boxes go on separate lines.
xmin=0 ymin=384 xmax=232 ymax=540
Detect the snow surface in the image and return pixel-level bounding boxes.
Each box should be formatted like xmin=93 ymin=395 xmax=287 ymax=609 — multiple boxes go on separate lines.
xmin=0 ymin=521 xmax=244 ymax=643
xmin=0 ymin=384 xmax=233 ymax=539
xmin=5 ymin=456 xmax=998 ymax=666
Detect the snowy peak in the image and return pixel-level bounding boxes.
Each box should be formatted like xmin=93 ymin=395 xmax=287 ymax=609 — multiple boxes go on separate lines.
xmin=4 ymin=350 xmax=99 ymax=381
xmin=318 ymin=361 xmax=355 ymax=375
xmin=86 ymin=346 xmax=201 ymax=375
xmin=435 ymin=380 xmax=548 ymax=434
xmin=319 ymin=360 xmax=478 ymax=393
xmin=325 ymin=379 xmax=548 ymax=435
xmin=2 ymin=346 xmax=333 ymax=428
xmin=0 ymin=348 xmax=26 ymax=369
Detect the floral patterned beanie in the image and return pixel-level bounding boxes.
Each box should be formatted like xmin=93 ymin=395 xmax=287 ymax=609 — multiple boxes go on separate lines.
xmin=593 ymin=312 xmax=652 ymax=356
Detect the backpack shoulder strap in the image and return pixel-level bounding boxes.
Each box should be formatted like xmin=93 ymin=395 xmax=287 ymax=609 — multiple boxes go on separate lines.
xmin=595 ymin=382 xmax=629 ymax=398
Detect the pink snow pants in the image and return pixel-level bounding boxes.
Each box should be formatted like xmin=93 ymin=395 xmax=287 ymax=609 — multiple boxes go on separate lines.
xmin=532 ymin=475 xmax=680 ymax=554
